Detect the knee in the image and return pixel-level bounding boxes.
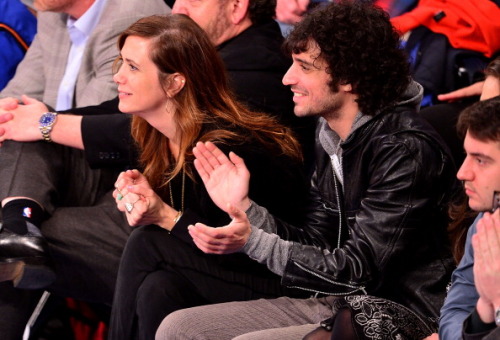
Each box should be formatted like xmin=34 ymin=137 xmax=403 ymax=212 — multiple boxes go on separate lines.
xmin=123 ymin=225 xmax=168 ymax=257
xmin=302 ymin=308 xmax=355 ymax=340
xmin=136 ymin=271 xmax=171 ymax=319
xmin=126 ymin=225 xmax=155 ymax=249
xmin=129 ymin=223 xmax=180 ymax=244
xmin=155 ymin=308 xmax=206 ymax=340
xmin=330 ymin=308 xmax=356 ymax=340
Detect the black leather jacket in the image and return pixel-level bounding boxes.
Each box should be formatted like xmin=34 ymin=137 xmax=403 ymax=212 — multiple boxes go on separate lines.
xmin=274 ymin=86 xmax=457 ymax=318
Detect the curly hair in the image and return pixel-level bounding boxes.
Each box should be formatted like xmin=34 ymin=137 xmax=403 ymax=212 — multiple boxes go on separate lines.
xmin=284 ymin=1 xmax=411 ymax=115
xmin=248 ymin=0 xmax=276 ymax=24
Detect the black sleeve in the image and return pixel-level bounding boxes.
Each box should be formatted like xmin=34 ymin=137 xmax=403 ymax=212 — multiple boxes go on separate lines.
xmin=462 ymin=308 xmax=497 ymax=340
xmin=170 ymin=141 xmax=309 ymax=247
xmin=81 ymin=113 xmax=137 ymax=169
xmin=61 ymin=97 xmax=120 ymax=116
xmin=58 ymin=97 xmax=137 ymax=169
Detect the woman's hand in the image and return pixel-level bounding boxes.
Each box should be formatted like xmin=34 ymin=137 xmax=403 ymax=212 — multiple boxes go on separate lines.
xmin=113 ymin=169 xmax=178 ymax=230
xmin=193 ymin=141 xmax=251 ymax=213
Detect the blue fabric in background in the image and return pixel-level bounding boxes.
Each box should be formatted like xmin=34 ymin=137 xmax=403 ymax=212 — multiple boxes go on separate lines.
xmin=0 ymin=0 xmax=37 ymax=91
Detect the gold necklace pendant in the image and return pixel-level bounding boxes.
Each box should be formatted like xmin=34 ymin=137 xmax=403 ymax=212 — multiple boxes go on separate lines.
xmin=168 ymin=169 xmax=185 ymax=213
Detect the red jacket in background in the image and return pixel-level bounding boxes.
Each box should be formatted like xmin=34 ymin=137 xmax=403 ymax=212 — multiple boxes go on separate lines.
xmin=391 ymin=0 xmax=500 ymax=57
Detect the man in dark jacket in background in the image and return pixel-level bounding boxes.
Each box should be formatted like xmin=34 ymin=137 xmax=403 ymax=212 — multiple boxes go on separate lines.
xmin=172 ymin=0 xmax=315 ymax=160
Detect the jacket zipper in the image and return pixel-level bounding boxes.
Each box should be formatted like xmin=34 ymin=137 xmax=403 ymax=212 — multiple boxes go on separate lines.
xmin=287 ymin=161 xmax=367 ymax=296
xmin=291 ymin=261 xmax=367 ymax=296
xmin=332 ymin=170 xmax=342 ymax=249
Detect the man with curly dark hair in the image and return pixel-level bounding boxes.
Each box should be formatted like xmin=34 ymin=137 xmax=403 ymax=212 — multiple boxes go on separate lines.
xmin=283 ymin=0 xmax=410 ymax=116
xmin=156 ymin=2 xmax=458 ymax=339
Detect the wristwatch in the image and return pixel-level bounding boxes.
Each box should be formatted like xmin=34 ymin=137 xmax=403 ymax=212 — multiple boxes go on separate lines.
xmin=38 ymin=112 xmax=58 ymax=142
xmin=495 ymin=306 xmax=500 ymax=326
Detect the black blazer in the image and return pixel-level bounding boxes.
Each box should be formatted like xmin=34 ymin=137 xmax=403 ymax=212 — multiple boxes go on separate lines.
xmin=63 ymin=97 xmax=135 ymax=169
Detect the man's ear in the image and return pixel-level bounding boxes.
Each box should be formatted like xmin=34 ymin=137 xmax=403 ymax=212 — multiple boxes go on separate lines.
xmin=230 ymin=0 xmax=250 ymax=25
xmin=166 ymin=74 xmax=186 ymax=98
xmin=340 ymin=83 xmax=353 ymax=93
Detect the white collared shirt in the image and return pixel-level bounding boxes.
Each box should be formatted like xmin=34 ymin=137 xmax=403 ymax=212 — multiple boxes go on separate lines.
xmin=55 ymin=0 xmax=107 ymax=110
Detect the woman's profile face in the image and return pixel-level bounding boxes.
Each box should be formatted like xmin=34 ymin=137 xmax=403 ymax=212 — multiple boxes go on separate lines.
xmin=113 ymin=36 xmax=169 ymax=118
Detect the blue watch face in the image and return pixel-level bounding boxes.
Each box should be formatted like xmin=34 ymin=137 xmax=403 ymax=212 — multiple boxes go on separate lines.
xmin=40 ymin=113 xmax=56 ymax=127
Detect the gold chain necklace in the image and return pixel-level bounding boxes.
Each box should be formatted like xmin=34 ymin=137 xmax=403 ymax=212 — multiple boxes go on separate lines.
xmin=168 ymin=169 xmax=185 ymax=213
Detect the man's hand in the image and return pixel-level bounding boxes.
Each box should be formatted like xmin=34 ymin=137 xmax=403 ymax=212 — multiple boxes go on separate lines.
xmin=193 ymin=141 xmax=251 ymax=213
xmin=0 ymin=111 xmax=14 ymax=147
xmin=0 ymin=95 xmax=49 ymax=145
xmin=188 ymin=204 xmax=251 ymax=254
xmin=0 ymin=112 xmax=14 ymax=124
xmin=437 ymin=81 xmax=484 ymax=102
xmin=275 ymin=0 xmax=309 ymax=24
xmin=472 ymin=210 xmax=500 ymax=323
xmin=0 ymin=97 xmax=19 ymax=110
xmin=422 ymin=333 xmax=439 ymax=340
xmin=0 ymin=97 xmax=19 ymax=147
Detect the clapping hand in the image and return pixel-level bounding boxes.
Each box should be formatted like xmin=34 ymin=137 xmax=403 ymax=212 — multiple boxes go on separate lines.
xmin=472 ymin=210 xmax=500 ymax=323
xmin=188 ymin=203 xmax=251 ymax=254
xmin=193 ymin=141 xmax=251 ymax=213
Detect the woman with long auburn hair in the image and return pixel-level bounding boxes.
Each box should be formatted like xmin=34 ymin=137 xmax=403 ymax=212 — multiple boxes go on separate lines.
xmin=109 ymin=14 xmax=308 ymax=339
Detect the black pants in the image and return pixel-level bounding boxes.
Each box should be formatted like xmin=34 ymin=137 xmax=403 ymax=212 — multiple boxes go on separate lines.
xmin=0 ymin=141 xmax=129 ymax=339
xmin=108 ymin=225 xmax=291 ymax=340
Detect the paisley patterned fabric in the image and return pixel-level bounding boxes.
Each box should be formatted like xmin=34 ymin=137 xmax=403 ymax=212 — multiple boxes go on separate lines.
xmin=330 ymin=295 xmax=437 ymax=340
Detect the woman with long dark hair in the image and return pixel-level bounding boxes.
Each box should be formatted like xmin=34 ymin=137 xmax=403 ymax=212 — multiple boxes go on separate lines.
xmin=109 ymin=14 xmax=308 ymax=339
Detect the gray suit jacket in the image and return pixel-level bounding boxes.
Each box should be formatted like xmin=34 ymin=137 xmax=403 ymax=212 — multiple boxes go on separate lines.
xmin=0 ymin=0 xmax=170 ymax=108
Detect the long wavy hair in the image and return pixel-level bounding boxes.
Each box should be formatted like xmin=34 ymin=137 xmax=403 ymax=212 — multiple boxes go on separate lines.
xmin=116 ymin=14 xmax=301 ymax=189
xmin=284 ymin=1 xmax=411 ymax=115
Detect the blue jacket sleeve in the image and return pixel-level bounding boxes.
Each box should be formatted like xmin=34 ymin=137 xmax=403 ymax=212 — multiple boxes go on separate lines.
xmin=439 ymin=213 xmax=482 ymax=340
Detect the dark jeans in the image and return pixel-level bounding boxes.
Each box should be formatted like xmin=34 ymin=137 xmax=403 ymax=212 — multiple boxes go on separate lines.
xmin=0 ymin=141 xmax=130 ymax=339
xmin=108 ymin=225 xmax=292 ymax=340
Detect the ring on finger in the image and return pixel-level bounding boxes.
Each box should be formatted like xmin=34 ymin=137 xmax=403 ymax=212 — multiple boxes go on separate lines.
xmin=125 ymin=197 xmax=141 ymax=213
xmin=116 ymin=187 xmax=127 ymax=201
